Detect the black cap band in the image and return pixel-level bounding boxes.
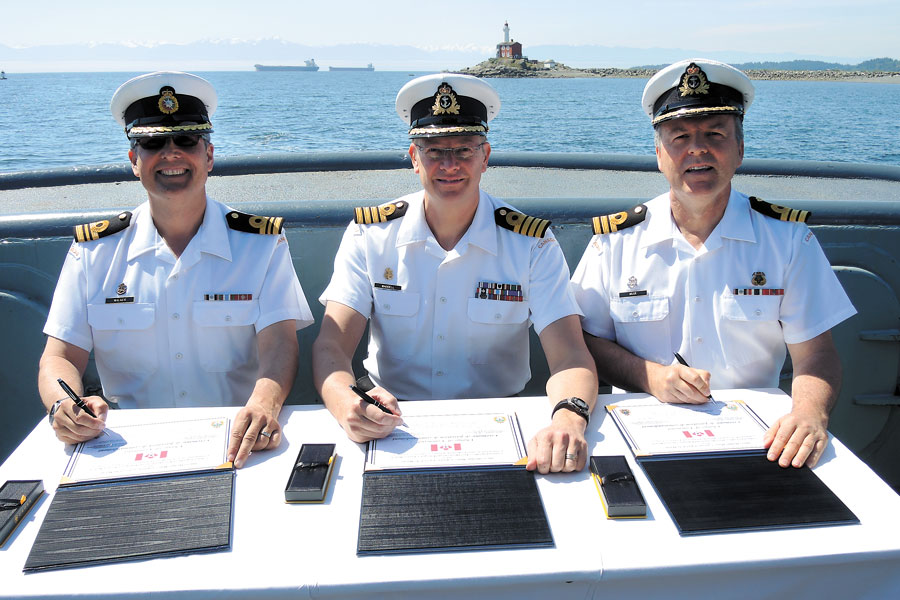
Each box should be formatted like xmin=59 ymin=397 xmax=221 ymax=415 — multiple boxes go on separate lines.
xmin=123 ymin=90 xmax=211 ymax=137
xmin=408 ymin=92 xmax=488 ymax=136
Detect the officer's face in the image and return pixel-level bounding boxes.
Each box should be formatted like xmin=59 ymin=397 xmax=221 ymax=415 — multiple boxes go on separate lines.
xmin=129 ymin=135 xmax=214 ymax=201
xmin=655 ymin=115 xmax=744 ymax=204
xmin=409 ymin=135 xmax=490 ymax=205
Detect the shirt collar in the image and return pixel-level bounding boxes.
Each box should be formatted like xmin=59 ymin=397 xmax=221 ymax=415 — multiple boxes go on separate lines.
xmin=716 ymin=190 xmax=756 ymax=243
xmin=395 ymin=190 xmax=497 ymax=255
xmin=126 ymin=197 xmax=232 ymax=263
xmin=640 ymin=189 xmax=755 ymax=250
xmin=640 ymin=193 xmax=678 ymax=249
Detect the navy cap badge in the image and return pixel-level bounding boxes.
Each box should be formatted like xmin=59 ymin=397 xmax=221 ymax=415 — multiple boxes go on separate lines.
xmin=157 ymin=87 xmax=180 ymax=115
xmin=678 ymin=63 xmax=710 ymax=97
xmin=432 ymin=83 xmax=461 ymax=116
xmin=751 ymin=272 xmax=767 ymax=286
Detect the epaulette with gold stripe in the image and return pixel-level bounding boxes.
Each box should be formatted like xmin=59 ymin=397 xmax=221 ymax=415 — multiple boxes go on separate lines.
xmin=226 ymin=210 xmax=284 ymax=235
xmin=591 ymin=205 xmax=646 ymax=235
xmin=749 ymin=196 xmax=811 ymax=223
xmin=354 ymin=200 xmax=409 ymax=225
xmin=494 ymin=207 xmax=551 ymax=238
xmin=73 ymin=211 xmax=132 ymax=243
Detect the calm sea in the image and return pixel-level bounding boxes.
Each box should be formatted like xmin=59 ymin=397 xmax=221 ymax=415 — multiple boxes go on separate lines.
xmin=1 ymin=71 xmax=898 ymax=173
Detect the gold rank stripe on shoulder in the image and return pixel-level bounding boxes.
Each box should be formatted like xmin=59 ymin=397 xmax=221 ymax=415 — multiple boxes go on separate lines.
xmin=73 ymin=211 xmax=133 ymax=243
xmin=591 ymin=204 xmax=647 ymax=235
xmin=354 ymin=200 xmax=409 ymax=225
xmin=226 ymin=211 xmax=284 ymax=235
xmin=494 ymin=207 xmax=551 ymax=238
xmin=749 ymin=196 xmax=811 ymax=223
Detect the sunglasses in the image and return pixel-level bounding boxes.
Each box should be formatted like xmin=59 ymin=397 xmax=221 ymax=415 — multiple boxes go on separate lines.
xmin=135 ymin=135 xmax=203 ymax=151
xmin=414 ymin=143 xmax=485 ymax=162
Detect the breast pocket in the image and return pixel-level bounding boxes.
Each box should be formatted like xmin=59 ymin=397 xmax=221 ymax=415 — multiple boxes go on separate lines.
xmin=609 ymin=296 xmax=671 ymax=364
xmin=87 ymin=303 xmax=158 ymax=374
xmin=193 ymin=301 xmax=260 ymax=372
xmin=466 ymin=298 xmax=530 ymax=365
xmin=720 ymin=295 xmax=783 ymax=367
xmin=371 ymin=289 xmax=420 ymax=360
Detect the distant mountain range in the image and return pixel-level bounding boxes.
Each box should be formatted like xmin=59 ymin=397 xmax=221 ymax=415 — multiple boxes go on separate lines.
xmin=0 ymin=39 xmax=896 ymax=72
xmin=638 ymin=58 xmax=900 ymax=72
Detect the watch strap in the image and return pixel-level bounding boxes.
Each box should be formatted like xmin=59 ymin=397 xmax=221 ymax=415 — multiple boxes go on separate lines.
xmin=552 ymin=397 xmax=589 ymax=425
xmin=48 ymin=399 xmax=64 ymax=425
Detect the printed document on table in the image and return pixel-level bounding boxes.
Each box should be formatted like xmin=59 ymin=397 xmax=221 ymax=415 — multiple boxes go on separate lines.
xmin=365 ymin=412 xmax=527 ymax=470
xmin=606 ymin=398 xmax=769 ymax=456
xmin=62 ymin=417 xmax=231 ymax=482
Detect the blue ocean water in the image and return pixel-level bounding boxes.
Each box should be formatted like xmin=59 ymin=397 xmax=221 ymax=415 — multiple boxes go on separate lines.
xmin=1 ymin=71 xmax=898 ymax=173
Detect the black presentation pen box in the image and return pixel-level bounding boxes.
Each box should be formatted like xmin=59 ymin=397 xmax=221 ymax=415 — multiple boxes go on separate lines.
xmin=590 ymin=456 xmax=647 ymax=518
xmin=0 ymin=480 xmax=44 ymax=547
xmin=285 ymin=443 xmax=337 ymax=503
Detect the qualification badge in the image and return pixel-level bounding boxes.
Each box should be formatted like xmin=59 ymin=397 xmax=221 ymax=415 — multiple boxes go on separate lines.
xmin=627 ymin=276 xmax=637 ymax=290
xmin=117 ymin=283 xmax=127 ymax=296
xmin=432 ymin=82 xmax=461 ymax=116
xmin=158 ymin=87 xmax=179 ymax=114
xmin=384 ymin=267 xmax=394 ymax=281
xmin=678 ymin=62 xmax=710 ymax=96
xmin=751 ymin=271 xmax=767 ymax=286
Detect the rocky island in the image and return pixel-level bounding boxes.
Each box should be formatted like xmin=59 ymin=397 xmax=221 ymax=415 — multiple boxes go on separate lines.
xmin=456 ymin=57 xmax=900 ymax=83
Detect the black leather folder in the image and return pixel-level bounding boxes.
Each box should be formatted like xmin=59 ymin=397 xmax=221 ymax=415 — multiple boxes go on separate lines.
xmin=639 ymin=452 xmax=858 ymax=535
xmin=24 ymin=469 xmax=234 ymax=572
xmin=357 ymin=465 xmax=553 ymax=554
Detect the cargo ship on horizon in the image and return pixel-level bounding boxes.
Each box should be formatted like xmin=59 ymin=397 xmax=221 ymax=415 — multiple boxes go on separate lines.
xmin=328 ymin=63 xmax=374 ymax=72
xmin=254 ymin=59 xmax=319 ymax=72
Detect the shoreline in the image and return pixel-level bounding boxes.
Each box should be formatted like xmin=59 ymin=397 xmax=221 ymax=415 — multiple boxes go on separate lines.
xmin=456 ymin=60 xmax=900 ymax=83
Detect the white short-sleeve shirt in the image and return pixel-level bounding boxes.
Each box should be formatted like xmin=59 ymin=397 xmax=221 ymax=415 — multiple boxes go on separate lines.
xmin=320 ymin=189 xmax=581 ymax=400
xmin=571 ymin=190 xmax=856 ymax=389
xmin=44 ymin=197 xmax=314 ymax=408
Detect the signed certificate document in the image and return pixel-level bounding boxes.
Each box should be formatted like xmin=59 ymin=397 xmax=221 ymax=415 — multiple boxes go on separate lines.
xmin=62 ymin=417 xmax=231 ymax=482
xmin=365 ymin=412 xmax=527 ymax=470
xmin=606 ymin=398 xmax=769 ymax=456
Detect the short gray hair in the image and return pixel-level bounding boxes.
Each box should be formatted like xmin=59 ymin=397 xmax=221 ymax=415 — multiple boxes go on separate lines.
xmin=653 ymin=116 xmax=744 ymax=148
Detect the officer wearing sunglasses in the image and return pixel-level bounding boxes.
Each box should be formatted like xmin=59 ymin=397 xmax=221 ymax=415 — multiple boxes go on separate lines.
xmin=314 ymin=74 xmax=598 ymax=474
xmin=38 ymin=71 xmax=314 ymax=468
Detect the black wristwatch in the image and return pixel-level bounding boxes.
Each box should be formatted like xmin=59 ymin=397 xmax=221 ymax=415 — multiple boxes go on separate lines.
xmin=552 ymin=397 xmax=590 ymax=425
xmin=48 ymin=399 xmax=64 ymax=426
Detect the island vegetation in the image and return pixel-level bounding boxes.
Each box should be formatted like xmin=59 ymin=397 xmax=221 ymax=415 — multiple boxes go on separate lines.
xmin=457 ymin=57 xmax=900 ymax=82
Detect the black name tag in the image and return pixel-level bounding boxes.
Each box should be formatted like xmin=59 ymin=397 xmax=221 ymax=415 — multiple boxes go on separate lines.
xmin=105 ymin=297 xmax=135 ymax=304
xmin=618 ymin=290 xmax=648 ymax=298
xmin=374 ymin=283 xmax=402 ymax=291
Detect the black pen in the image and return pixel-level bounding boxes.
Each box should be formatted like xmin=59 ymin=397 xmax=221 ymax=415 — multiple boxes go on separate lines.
xmin=673 ymin=353 xmax=720 ymax=406
xmin=0 ymin=495 xmax=26 ymax=510
xmin=57 ymin=378 xmax=98 ymax=418
xmin=349 ymin=384 xmax=397 ymax=416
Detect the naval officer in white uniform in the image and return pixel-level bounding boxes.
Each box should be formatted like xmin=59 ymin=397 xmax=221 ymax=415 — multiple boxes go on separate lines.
xmin=313 ymin=74 xmax=598 ymax=473
xmin=38 ymin=72 xmax=313 ymax=467
xmin=571 ymin=59 xmax=856 ymax=468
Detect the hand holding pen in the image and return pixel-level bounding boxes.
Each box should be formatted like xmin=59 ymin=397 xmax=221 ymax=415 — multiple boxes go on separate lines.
xmin=349 ymin=385 xmax=406 ymax=429
xmin=672 ymin=353 xmax=720 ymax=406
xmin=56 ymin=378 xmax=109 ymax=438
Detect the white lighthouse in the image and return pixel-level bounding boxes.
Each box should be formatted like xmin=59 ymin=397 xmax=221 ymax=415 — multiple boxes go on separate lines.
xmin=503 ymin=21 xmax=510 ymax=43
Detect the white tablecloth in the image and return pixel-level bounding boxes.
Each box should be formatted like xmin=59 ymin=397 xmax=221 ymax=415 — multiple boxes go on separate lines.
xmin=1 ymin=389 xmax=898 ymax=599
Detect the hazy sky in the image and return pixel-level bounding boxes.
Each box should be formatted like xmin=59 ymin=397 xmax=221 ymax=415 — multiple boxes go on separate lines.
xmin=3 ymin=0 xmax=898 ymax=59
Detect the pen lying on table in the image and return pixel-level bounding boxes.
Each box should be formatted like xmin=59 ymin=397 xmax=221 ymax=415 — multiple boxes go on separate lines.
xmin=673 ymin=353 xmax=721 ymax=407
xmin=57 ymin=378 xmax=109 ymax=435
